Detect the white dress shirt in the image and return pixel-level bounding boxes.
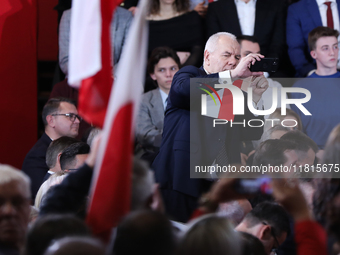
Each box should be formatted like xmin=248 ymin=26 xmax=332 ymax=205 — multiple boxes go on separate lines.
xmin=235 ymin=0 xmax=257 ymax=36
xmin=159 ymin=88 xmax=168 ymax=110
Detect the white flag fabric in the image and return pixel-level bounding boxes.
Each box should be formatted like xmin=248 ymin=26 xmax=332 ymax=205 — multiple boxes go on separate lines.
xmin=86 ymin=0 xmax=149 ymax=241
xmin=68 ymin=0 xmax=102 ymax=87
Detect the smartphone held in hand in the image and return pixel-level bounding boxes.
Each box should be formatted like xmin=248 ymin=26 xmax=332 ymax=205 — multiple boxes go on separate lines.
xmin=249 ymin=58 xmax=279 ymax=73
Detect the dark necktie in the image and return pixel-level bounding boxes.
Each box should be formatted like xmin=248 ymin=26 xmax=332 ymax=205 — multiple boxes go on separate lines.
xmin=324 ymin=2 xmax=334 ymax=29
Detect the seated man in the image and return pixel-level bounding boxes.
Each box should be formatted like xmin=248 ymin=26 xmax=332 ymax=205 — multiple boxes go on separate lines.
xmin=253 ymin=138 xmax=316 ymax=170
xmin=290 ymin=26 xmax=340 ymax=149
xmin=43 ymin=136 xmax=79 ymax=182
xmin=22 ymin=98 xmax=81 ymax=199
xmin=286 ymin=0 xmax=340 ymax=77
xmin=59 ymin=142 xmax=90 ymax=172
xmin=235 ymin=202 xmax=290 ymax=255
xmin=0 ymin=164 xmax=31 ymax=255
xmin=136 ymin=47 xmax=180 ymax=152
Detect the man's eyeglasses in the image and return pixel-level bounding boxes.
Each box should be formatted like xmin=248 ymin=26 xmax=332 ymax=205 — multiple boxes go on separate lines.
xmin=262 ymin=221 xmax=279 ymax=255
xmin=51 ymin=113 xmax=82 ymax=122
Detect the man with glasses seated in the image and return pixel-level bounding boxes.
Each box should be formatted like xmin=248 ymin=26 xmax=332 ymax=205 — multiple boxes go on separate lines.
xmin=235 ymin=201 xmax=290 ymax=255
xmin=22 ymin=97 xmax=82 ymax=200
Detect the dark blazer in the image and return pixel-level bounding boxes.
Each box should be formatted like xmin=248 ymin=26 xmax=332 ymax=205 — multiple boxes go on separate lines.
xmin=22 ymin=132 xmax=52 ymax=199
xmin=152 ymin=66 xmax=263 ymax=221
xmin=287 ymin=0 xmax=340 ymax=77
xmin=206 ymin=0 xmax=287 ymax=60
xmin=40 ymin=163 xmax=92 ymax=218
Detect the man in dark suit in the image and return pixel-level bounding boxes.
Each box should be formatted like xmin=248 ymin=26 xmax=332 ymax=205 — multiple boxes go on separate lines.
xmin=152 ymin=32 xmax=267 ymax=222
xmin=22 ymin=98 xmax=81 ymax=199
xmin=287 ymin=0 xmax=340 ymax=77
xmin=206 ymin=0 xmax=288 ymax=75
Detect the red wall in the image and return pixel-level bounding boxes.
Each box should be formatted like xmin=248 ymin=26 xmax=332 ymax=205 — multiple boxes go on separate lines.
xmin=0 ymin=0 xmax=38 ymax=169
xmin=37 ymin=0 xmax=58 ymax=61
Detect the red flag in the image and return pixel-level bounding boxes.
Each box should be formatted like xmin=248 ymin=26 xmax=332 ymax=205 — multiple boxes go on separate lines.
xmin=68 ymin=0 xmax=122 ymax=128
xmin=85 ymin=0 xmax=149 ymax=242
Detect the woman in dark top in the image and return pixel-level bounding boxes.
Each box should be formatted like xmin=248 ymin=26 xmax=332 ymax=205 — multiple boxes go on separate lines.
xmin=147 ymin=0 xmax=204 ymax=67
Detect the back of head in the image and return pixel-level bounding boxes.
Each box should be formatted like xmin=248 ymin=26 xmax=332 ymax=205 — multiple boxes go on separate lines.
xmin=280 ymin=130 xmax=318 ymax=154
xmin=177 ymin=215 xmax=240 ymax=255
xmin=147 ymin=46 xmax=181 ymax=74
xmin=113 ymin=210 xmax=175 ymax=255
xmin=218 ymin=200 xmax=252 ymax=226
xmin=59 ymin=142 xmax=90 ymax=170
xmin=23 ymin=214 xmax=90 ymax=255
xmin=46 ymin=136 xmax=80 ymax=169
xmin=239 ymin=232 xmax=266 ymax=255
xmin=44 ymin=236 xmax=105 ymax=255
xmin=243 ymin=202 xmax=290 ymax=239
xmin=86 ymin=128 xmax=101 ymax=146
xmin=0 ymin=164 xmax=31 ymax=195
xmin=42 ymin=97 xmax=76 ymax=127
xmin=308 ymin=26 xmax=339 ymax=51
xmin=322 ymin=124 xmax=340 ymax=165
xmin=35 ymin=173 xmax=67 ymax=208
xmin=253 ymin=139 xmax=296 ymax=166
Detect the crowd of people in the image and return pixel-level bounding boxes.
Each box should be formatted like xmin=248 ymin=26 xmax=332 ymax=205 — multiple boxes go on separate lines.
xmin=1 ymin=0 xmax=340 ymax=254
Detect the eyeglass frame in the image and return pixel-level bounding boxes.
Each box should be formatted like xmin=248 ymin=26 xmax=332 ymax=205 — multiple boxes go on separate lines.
xmin=51 ymin=113 xmax=82 ymax=122
xmin=262 ymin=221 xmax=280 ymax=254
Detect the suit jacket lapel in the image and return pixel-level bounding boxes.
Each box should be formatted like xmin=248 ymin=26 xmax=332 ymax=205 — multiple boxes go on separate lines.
xmin=307 ymin=0 xmax=322 ymax=27
xmin=225 ymin=0 xmax=242 ymax=35
xmin=150 ymin=89 xmax=165 ymax=119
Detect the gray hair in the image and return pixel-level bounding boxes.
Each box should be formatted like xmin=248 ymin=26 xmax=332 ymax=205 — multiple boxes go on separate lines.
xmin=0 ymin=164 xmax=31 ymax=197
xmin=217 ymin=201 xmax=248 ymax=226
xmin=204 ymin=32 xmax=237 ymax=53
xmin=87 ymin=128 xmax=101 ymax=146
xmin=178 ymin=214 xmax=240 ymax=255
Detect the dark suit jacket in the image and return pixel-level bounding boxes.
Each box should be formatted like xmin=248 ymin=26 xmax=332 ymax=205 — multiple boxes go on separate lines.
xmin=152 ymin=66 xmax=263 ymax=200
xmin=287 ymin=0 xmax=340 ymax=77
xmin=22 ymin=132 xmax=52 ymax=199
xmin=39 ymin=163 xmax=92 ymax=218
xmin=206 ymin=0 xmax=287 ymax=60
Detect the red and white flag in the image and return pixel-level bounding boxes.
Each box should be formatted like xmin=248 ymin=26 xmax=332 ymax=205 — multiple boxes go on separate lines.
xmin=68 ymin=0 xmax=120 ymax=128
xmin=85 ymin=0 xmax=149 ymax=242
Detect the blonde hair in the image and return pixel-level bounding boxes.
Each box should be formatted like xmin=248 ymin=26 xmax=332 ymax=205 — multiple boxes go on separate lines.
xmin=35 ymin=172 xmax=67 ymax=208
